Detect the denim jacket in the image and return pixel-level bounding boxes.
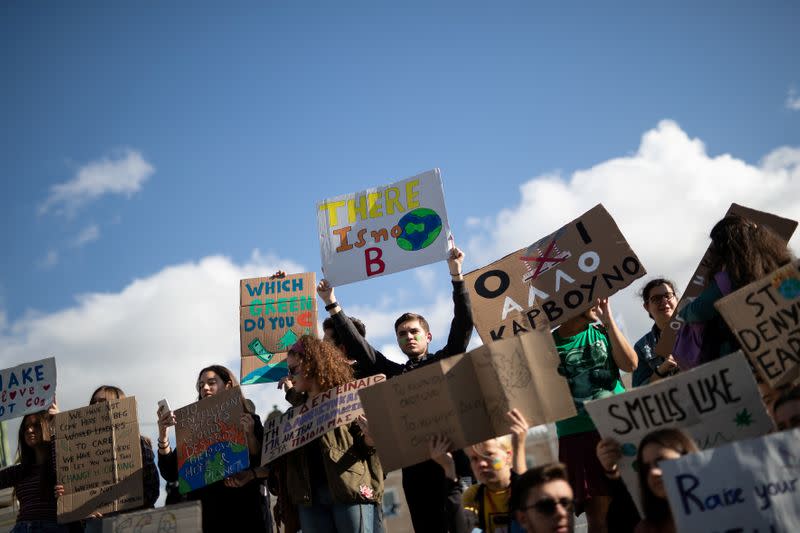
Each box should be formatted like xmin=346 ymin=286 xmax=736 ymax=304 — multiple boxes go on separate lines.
xmin=285 ymin=422 xmax=383 ymax=506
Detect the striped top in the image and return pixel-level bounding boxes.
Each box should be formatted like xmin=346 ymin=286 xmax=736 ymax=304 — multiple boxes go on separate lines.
xmin=0 ymin=460 xmax=58 ymax=523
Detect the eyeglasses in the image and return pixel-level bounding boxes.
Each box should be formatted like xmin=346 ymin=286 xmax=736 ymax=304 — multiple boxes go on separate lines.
xmin=288 ymin=365 xmax=300 ymax=377
xmin=524 ymin=497 xmax=574 ymax=516
xmin=648 ymin=292 xmax=676 ymax=304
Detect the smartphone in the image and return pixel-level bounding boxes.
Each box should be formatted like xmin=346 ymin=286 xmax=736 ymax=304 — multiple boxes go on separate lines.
xmin=157 ymin=399 xmax=171 ymax=416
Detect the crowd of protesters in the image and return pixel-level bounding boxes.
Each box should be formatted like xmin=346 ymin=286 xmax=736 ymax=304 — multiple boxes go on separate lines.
xmin=2 ymin=214 xmax=799 ymax=533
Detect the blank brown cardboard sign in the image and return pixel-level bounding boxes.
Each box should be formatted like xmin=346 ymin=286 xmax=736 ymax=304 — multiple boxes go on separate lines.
xmin=239 ymin=272 xmax=317 ymax=357
xmin=464 ymin=204 xmax=645 ymax=343
xmin=55 ymin=397 xmax=143 ymax=523
xmin=654 ymin=204 xmax=797 ymax=357
xmin=358 ymin=323 xmax=576 ymax=472
xmin=715 ymin=259 xmax=800 ymax=388
xmin=261 ymin=374 xmax=386 ymax=465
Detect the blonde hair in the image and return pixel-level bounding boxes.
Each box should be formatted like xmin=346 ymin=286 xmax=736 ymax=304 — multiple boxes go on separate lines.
xmin=470 ymin=434 xmax=513 ymax=456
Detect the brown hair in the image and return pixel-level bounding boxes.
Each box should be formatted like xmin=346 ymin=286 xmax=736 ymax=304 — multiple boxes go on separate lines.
xmin=89 ymin=385 xmax=153 ymax=447
xmin=637 ymin=428 xmax=698 ymax=524
xmin=322 ymin=315 xmax=366 ymax=345
xmin=16 ymin=412 xmax=51 ymax=467
xmin=707 ymin=215 xmax=794 ymax=289
xmin=289 ymin=335 xmax=354 ymax=391
xmin=90 ymin=385 xmax=125 ymax=404
xmin=196 ymin=365 xmax=238 ymax=400
xmin=638 ymin=278 xmax=678 ymax=305
xmin=510 ymin=462 xmax=569 ymax=512
xmin=394 ymin=312 xmax=430 ymax=334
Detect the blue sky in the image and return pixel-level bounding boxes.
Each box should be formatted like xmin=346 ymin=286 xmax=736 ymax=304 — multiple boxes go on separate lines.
xmin=2 ymin=1 xmax=799 ymax=452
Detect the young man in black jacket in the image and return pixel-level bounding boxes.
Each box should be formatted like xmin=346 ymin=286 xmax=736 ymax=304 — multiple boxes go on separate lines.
xmin=317 ymin=246 xmax=474 ymax=532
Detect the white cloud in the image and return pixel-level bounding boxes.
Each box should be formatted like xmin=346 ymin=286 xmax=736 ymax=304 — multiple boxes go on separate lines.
xmin=786 ymin=87 xmax=800 ymax=111
xmin=466 ymin=119 xmax=800 ymax=345
xmin=39 ymin=149 xmax=154 ymax=216
xmin=413 ymin=266 xmax=437 ymax=292
xmin=1 ymin=250 xmax=305 ymax=449
xmin=37 ymin=250 xmax=59 ymax=269
xmin=72 ymin=224 xmax=100 ymax=247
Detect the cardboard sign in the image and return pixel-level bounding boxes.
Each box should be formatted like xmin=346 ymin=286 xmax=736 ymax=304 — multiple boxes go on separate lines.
xmin=464 ymin=204 xmax=645 ymax=343
xmin=239 ymin=273 xmax=317 ymax=385
xmin=359 ymin=324 xmax=577 ymax=472
xmin=662 ymin=429 xmax=800 ymax=533
xmin=0 ymin=357 xmax=56 ymax=422
xmin=261 ymin=374 xmax=386 ymax=464
xmin=715 ymin=259 xmax=800 ymax=388
xmin=55 ymin=397 xmax=143 ymax=523
xmin=87 ymin=501 xmax=203 ymax=533
xmin=654 ymin=204 xmax=797 ymax=357
xmin=585 ymin=352 xmax=774 ymax=510
xmin=174 ymin=386 xmax=249 ymax=494
xmin=317 ymin=168 xmax=451 ymax=286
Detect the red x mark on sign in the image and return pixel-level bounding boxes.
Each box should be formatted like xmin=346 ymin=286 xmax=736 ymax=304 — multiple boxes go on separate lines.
xmin=519 ymin=240 xmax=567 ymax=280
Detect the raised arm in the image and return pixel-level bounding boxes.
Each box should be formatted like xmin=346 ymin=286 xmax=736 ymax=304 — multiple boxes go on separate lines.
xmin=317 ymin=278 xmax=403 ymax=376
xmin=438 ymin=247 xmax=474 ymax=357
xmin=595 ymin=298 xmax=637 ymax=373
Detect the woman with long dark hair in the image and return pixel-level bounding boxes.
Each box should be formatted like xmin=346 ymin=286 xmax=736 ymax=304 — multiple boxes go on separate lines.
xmin=679 ymin=214 xmax=794 ymax=363
xmin=0 ymin=411 xmax=67 ymax=533
xmin=634 ymin=428 xmax=698 ymax=533
xmin=156 ymin=364 xmax=267 ymax=532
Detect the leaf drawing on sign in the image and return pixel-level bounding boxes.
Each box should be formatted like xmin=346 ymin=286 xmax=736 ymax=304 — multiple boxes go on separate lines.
xmin=279 ymin=330 xmax=299 ymax=350
xmin=495 ymin=350 xmax=532 ymax=390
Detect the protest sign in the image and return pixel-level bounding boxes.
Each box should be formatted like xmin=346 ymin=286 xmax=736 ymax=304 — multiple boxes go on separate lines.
xmin=86 ymin=501 xmax=203 ymax=533
xmin=261 ymin=374 xmax=386 ymax=464
xmin=464 ymin=204 xmax=645 ymax=343
xmin=174 ymin=386 xmax=249 ymax=493
xmin=317 ymin=169 xmax=451 ymax=286
xmin=239 ymin=272 xmax=316 ymax=385
xmin=0 ymin=357 xmax=56 ymax=422
xmin=585 ymin=352 xmax=774 ymax=510
xmin=662 ymin=429 xmax=800 ymax=533
xmin=55 ymin=397 xmax=143 ymax=523
xmin=359 ymin=324 xmax=576 ymax=471
xmin=716 ymin=259 xmax=800 ymax=388
xmin=654 ymin=204 xmax=797 ymax=358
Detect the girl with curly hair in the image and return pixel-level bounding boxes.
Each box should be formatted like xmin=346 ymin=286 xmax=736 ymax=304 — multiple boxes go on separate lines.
xmin=282 ymin=335 xmax=384 ymax=532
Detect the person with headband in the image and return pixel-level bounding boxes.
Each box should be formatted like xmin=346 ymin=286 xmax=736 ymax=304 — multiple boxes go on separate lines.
xmin=278 ymin=335 xmax=383 ymax=533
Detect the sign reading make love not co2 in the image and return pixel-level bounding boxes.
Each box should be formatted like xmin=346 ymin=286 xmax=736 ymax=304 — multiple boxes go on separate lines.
xmin=317 ymin=169 xmax=451 ymax=286
xmin=0 ymin=357 xmax=56 ymax=422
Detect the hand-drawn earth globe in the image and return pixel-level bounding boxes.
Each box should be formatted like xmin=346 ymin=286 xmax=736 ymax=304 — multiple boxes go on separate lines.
xmin=396 ymin=208 xmax=443 ymax=251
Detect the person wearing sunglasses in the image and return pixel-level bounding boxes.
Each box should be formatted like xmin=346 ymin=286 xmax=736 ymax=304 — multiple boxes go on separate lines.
xmin=279 ymin=335 xmax=383 ymax=533
xmin=510 ymin=463 xmax=574 ymax=533
xmin=632 ymin=278 xmax=680 ymax=387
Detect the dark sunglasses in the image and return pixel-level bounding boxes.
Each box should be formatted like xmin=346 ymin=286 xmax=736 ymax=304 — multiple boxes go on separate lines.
xmin=524 ymin=497 xmax=573 ymax=516
xmin=648 ymin=292 xmax=676 ymax=304
xmin=288 ymin=365 xmax=300 ymax=377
